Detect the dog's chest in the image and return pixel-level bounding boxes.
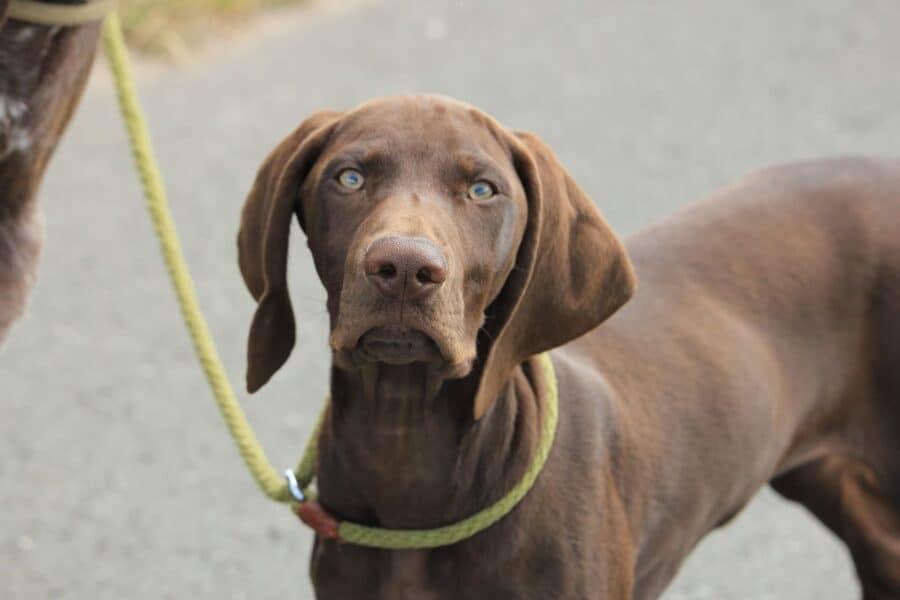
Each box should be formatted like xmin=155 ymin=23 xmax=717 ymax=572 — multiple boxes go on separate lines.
xmin=379 ymin=550 xmax=442 ymax=600
xmin=313 ymin=542 xmax=500 ymax=599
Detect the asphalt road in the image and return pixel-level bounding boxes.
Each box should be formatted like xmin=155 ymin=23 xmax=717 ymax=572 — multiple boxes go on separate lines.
xmin=3 ymin=0 xmax=899 ymax=598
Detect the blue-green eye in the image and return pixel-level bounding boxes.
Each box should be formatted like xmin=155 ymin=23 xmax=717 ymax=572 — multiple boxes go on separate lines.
xmin=337 ymin=168 xmax=364 ymax=190
xmin=467 ymin=181 xmax=495 ymax=201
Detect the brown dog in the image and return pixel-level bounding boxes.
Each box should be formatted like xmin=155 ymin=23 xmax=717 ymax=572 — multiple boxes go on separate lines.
xmin=238 ymin=95 xmax=900 ymax=599
xmin=0 ymin=2 xmax=100 ymax=341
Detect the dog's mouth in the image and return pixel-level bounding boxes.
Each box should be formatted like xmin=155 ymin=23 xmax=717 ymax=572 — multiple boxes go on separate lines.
xmin=331 ymin=320 xmax=474 ymax=379
xmin=356 ymin=325 xmax=443 ymax=365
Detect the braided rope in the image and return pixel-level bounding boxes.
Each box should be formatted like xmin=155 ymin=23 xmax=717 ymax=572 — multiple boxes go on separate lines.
xmin=102 ymin=12 xmax=558 ymax=549
xmin=102 ymin=13 xmax=292 ymax=504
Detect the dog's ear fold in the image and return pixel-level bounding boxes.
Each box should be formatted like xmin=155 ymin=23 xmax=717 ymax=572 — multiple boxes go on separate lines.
xmin=238 ymin=110 xmax=340 ymax=393
xmin=473 ymin=131 xmax=637 ymax=419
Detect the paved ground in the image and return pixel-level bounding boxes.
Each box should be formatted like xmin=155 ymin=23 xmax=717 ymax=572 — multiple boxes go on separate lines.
xmin=3 ymin=0 xmax=900 ymax=597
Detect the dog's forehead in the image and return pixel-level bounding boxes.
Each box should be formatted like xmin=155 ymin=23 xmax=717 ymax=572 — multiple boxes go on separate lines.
xmin=332 ymin=95 xmax=508 ymax=159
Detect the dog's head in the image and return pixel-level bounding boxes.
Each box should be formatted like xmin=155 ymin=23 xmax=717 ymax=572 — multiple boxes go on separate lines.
xmin=238 ymin=95 xmax=635 ymax=418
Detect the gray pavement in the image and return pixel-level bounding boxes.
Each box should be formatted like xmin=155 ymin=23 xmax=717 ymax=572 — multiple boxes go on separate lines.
xmin=3 ymin=0 xmax=899 ymax=597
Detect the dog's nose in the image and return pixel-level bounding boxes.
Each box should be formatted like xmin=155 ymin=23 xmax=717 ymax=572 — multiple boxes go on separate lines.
xmin=364 ymin=236 xmax=447 ymax=301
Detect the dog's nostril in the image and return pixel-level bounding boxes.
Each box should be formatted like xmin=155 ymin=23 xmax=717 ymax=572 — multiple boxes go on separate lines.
xmin=379 ymin=263 xmax=397 ymax=279
xmin=416 ymin=268 xmax=433 ymax=284
xmin=419 ymin=264 xmax=447 ymax=285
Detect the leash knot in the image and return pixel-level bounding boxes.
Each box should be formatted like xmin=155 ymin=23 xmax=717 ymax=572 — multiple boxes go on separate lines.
xmin=294 ymin=501 xmax=341 ymax=540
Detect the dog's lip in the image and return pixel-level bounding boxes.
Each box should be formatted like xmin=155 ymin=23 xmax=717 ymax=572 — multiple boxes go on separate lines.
xmin=331 ymin=323 xmax=476 ymax=378
xmin=330 ymin=318 xmax=478 ymax=377
xmin=356 ymin=325 xmax=442 ymax=365
xmin=333 ymin=322 xmax=448 ymax=359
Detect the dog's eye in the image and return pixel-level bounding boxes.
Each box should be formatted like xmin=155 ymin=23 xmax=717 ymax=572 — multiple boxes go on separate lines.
xmin=337 ymin=169 xmax=365 ymax=190
xmin=467 ymin=181 xmax=495 ymax=201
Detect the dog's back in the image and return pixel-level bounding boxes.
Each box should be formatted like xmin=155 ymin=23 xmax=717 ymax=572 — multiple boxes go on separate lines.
xmin=563 ymin=156 xmax=900 ymax=597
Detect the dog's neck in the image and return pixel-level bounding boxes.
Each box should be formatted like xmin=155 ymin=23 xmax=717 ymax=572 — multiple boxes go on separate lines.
xmin=317 ymin=359 xmax=544 ymax=529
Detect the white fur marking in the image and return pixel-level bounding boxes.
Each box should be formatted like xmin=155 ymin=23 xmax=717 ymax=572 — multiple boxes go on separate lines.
xmin=0 ymin=96 xmax=32 ymax=157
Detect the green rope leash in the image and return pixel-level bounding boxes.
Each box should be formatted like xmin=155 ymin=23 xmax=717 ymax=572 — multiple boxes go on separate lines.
xmin=101 ymin=12 xmax=558 ymax=549
xmin=101 ymin=12 xmax=296 ymax=505
xmin=7 ymin=0 xmax=116 ymax=26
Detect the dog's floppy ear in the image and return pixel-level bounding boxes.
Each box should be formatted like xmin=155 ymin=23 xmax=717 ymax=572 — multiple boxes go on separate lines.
xmin=238 ymin=110 xmax=340 ymax=393
xmin=473 ymin=131 xmax=637 ymax=419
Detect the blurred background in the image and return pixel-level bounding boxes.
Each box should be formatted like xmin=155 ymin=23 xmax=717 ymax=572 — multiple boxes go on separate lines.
xmin=116 ymin=0 xmax=304 ymax=60
xmin=3 ymin=0 xmax=899 ymax=598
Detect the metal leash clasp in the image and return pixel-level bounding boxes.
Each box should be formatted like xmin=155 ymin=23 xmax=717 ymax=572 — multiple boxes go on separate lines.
xmin=284 ymin=469 xmax=306 ymax=503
